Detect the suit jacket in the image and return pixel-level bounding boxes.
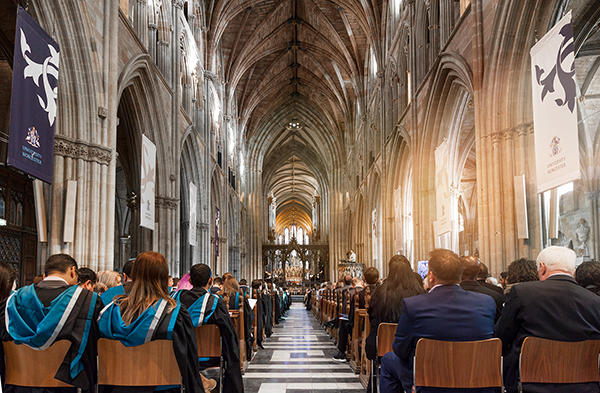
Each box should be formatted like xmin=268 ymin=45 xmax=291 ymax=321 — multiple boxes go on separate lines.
xmin=495 ymin=275 xmax=600 ymax=393
xmin=478 ymin=279 xmax=504 ymax=295
xmin=460 ymin=280 xmax=503 ymax=321
xmin=392 ymin=285 xmax=496 ymax=393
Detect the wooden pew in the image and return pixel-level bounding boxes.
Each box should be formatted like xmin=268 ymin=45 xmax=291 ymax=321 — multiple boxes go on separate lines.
xmin=350 ymin=308 xmax=367 ymax=373
xmin=359 ymin=313 xmax=371 ymax=387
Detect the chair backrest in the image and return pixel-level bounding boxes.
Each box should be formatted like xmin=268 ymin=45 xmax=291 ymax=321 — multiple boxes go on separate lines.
xmin=97 ymin=338 xmax=181 ymax=386
xmin=520 ymin=337 xmax=600 ymax=384
xmin=3 ymin=340 xmax=72 ymax=388
xmin=196 ymin=324 xmax=222 ymax=358
xmin=377 ymin=323 xmax=397 ymax=357
xmin=414 ymin=338 xmax=502 ymax=388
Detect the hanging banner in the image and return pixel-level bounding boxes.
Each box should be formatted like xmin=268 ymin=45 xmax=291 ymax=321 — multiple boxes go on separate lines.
xmin=8 ymin=6 xmax=60 ymax=183
xmin=530 ymin=11 xmax=580 ymax=193
xmin=215 ymin=207 xmax=220 ymax=257
xmin=140 ymin=134 xmax=156 ymax=230
xmin=434 ymin=139 xmax=452 ymax=235
xmin=189 ymin=182 xmax=197 ymax=246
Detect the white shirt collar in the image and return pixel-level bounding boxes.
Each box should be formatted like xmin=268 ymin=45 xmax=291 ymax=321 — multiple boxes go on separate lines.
xmin=42 ymin=276 xmax=70 ymax=285
xmin=548 ymin=272 xmax=573 ymax=279
xmin=429 ymin=283 xmax=460 ymax=292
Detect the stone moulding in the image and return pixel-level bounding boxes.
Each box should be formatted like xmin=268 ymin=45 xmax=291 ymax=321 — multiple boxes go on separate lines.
xmin=53 ymin=135 xmax=113 ymax=165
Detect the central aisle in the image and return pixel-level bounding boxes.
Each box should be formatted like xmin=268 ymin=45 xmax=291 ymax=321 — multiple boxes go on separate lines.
xmin=243 ymin=302 xmax=364 ymax=393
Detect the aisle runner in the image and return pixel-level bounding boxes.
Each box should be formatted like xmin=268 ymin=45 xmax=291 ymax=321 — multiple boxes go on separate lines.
xmin=243 ymin=303 xmax=363 ymax=393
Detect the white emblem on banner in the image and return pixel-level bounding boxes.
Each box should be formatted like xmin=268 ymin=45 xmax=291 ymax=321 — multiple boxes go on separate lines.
xmin=20 ymin=29 xmax=59 ymax=127
xmin=530 ymin=11 xmax=580 ymax=193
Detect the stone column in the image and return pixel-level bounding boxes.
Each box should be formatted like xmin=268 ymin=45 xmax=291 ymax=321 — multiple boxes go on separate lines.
xmin=439 ymin=0 xmax=453 ymax=44
xmin=133 ymin=0 xmax=148 ymax=48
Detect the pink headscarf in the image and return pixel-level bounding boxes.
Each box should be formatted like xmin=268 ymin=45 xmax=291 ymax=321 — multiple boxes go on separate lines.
xmin=176 ymin=273 xmax=193 ymax=290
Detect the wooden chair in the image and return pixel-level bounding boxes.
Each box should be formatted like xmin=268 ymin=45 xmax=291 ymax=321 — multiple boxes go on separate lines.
xmin=370 ymin=323 xmax=398 ymax=392
xmin=97 ymin=338 xmax=182 ymax=389
xmin=196 ymin=324 xmax=224 ymax=393
xmin=414 ymin=338 xmax=502 ymax=390
xmin=3 ymin=340 xmax=73 ymax=388
xmin=520 ymin=337 xmax=600 ymax=390
xmin=230 ymin=309 xmax=247 ymax=371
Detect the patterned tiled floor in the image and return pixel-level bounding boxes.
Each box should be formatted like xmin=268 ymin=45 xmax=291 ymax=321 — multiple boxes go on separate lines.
xmin=243 ymin=302 xmax=363 ymax=393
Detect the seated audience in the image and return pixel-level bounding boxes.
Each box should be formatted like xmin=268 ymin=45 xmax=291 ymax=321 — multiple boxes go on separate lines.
xmin=504 ymin=258 xmax=538 ymax=294
xmin=98 ymin=251 xmax=203 ymax=393
xmin=496 ymin=246 xmax=600 ymax=393
xmin=499 ymin=271 xmax=508 ymax=289
xmin=477 ymin=261 xmax=504 ymax=295
xmin=460 ymin=256 xmax=503 ymax=320
xmin=340 ymin=267 xmax=378 ymax=368
xmin=77 ymin=267 xmax=97 ymax=291
xmin=176 ymin=264 xmax=244 ymax=393
xmin=380 ymin=249 xmax=496 ymax=393
xmin=100 ymin=259 xmax=135 ymax=304
xmin=0 ymin=262 xmax=17 ymax=302
xmin=576 ymin=261 xmax=600 ymax=296
xmin=0 ymin=254 xmax=102 ymax=392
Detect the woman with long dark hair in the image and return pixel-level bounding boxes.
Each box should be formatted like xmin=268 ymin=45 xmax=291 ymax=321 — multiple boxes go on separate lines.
xmin=365 ymin=255 xmax=424 ymax=360
xmin=98 ymin=251 xmax=203 ymax=393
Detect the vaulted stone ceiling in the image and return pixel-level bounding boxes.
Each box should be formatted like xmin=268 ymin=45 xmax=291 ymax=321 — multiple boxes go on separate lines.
xmin=206 ymin=0 xmax=382 ymax=233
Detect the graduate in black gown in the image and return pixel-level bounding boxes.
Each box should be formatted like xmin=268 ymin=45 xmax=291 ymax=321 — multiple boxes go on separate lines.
xmin=176 ymin=264 xmax=244 ymax=393
xmin=262 ymin=282 xmax=274 ymax=337
xmin=0 ymin=254 xmax=103 ymax=393
xmin=250 ymin=280 xmax=265 ymax=349
xmin=97 ymin=251 xmax=203 ymax=393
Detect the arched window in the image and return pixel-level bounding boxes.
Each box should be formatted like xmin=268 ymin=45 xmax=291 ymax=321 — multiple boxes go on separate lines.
xmin=9 ymin=198 xmax=16 ymax=225
xmin=284 ymin=228 xmax=289 ymax=244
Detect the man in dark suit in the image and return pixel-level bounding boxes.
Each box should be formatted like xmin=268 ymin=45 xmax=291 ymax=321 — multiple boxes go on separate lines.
xmin=379 ymin=249 xmax=496 ymax=393
xmin=496 ymin=246 xmax=600 ymax=393
xmin=460 ymin=255 xmax=503 ymax=320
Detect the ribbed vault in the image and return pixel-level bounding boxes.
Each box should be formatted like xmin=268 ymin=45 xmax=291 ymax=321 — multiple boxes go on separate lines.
xmin=205 ymin=0 xmax=382 ymax=247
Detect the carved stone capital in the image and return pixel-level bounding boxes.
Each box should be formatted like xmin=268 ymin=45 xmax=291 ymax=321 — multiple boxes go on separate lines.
xmin=156 ymin=196 xmax=179 ymax=210
xmin=54 ymin=135 xmax=112 ymax=165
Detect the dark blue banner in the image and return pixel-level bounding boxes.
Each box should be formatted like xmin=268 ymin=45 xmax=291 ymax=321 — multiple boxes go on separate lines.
xmin=8 ymin=6 xmax=59 ymax=184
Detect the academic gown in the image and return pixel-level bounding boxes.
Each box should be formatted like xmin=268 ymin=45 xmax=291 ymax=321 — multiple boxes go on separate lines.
xmin=97 ymin=298 xmax=203 ymax=393
xmin=0 ymin=280 xmax=103 ymax=393
xmin=262 ymin=291 xmax=274 ymax=338
xmin=251 ymin=289 xmax=265 ymax=345
xmin=228 ymin=291 xmax=253 ymax=361
xmin=177 ymin=288 xmax=244 ymax=393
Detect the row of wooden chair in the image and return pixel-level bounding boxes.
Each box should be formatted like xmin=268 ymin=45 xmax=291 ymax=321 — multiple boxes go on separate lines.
xmin=310 ymin=289 xmax=600 ymax=392
xmin=4 ymin=324 xmax=223 ymax=391
xmin=374 ymin=323 xmax=600 ymax=391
